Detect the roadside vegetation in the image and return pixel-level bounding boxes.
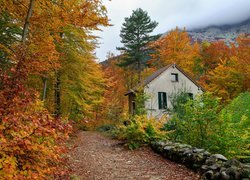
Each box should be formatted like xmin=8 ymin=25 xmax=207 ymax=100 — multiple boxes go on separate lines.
xmin=0 ymin=1 xmax=249 ymax=178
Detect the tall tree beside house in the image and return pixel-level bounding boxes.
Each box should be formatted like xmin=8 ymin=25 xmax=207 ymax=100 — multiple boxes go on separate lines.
xmin=117 ymin=8 xmax=158 ymax=84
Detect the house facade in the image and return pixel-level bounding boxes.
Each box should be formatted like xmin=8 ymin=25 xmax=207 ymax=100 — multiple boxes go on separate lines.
xmin=125 ymin=64 xmax=204 ymax=118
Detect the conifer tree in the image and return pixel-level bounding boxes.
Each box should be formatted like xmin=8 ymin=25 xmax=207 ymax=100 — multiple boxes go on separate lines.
xmin=117 ymin=8 xmax=158 ymax=83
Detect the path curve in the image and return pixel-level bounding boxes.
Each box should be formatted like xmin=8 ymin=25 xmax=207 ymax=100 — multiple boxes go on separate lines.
xmin=67 ymin=131 xmax=200 ymax=180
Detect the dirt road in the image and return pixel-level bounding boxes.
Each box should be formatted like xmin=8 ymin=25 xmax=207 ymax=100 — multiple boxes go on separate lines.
xmin=67 ymin=131 xmax=200 ymax=180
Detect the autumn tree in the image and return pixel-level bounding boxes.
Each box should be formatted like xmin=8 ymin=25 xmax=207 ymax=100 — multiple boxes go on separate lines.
xmin=236 ymin=35 xmax=250 ymax=91
xmin=205 ymin=57 xmax=244 ymax=103
xmin=0 ymin=12 xmax=22 ymax=75
xmin=194 ymin=36 xmax=250 ymax=103
xmin=0 ymin=0 xmax=109 ymax=178
xmin=117 ymin=8 xmax=158 ymax=84
xmin=203 ymin=36 xmax=249 ymax=103
xmin=101 ymin=54 xmax=127 ymax=121
xmin=197 ymin=41 xmax=236 ymax=86
xmin=150 ymin=27 xmax=200 ymax=78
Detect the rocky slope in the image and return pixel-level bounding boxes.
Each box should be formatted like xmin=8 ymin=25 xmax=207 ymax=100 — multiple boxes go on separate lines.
xmin=187 ymin=18 xmax=250 ymax=44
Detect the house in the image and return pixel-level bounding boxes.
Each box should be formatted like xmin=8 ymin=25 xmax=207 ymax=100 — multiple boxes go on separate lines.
xmin=125 ymin=64 xmax=204 ymax=118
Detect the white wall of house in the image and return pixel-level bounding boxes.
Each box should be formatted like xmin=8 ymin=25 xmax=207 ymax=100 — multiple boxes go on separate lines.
xmin=144 ymin=65 xmax=203 ymax=118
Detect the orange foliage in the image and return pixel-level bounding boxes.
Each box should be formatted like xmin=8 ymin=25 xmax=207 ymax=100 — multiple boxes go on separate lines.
xmin=1 ymin=0 xmax=109 ymax=76
xmin=0 ymin=48 xmax=71 ymax=178
xmin=0 ymin=0 xmax=109 ymax=178
xmin=150 ymin=27 xmax=200 ymax=77
xmin=201 ymin=41 xmax=235 ymax=73
xmin=200 ymin=36 xmax=249 ymax=103
xmin=100 ymin=57 xmax=128 ymax=121
xmin=204 ymin=57 xmax=244 ymax=103
xmin=236 ymin=35 xmax=250 ymax=90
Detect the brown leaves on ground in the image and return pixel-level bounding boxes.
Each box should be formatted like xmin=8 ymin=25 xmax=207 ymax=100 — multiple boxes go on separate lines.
xmin=66 ymin=131 xmax=200 ymax=180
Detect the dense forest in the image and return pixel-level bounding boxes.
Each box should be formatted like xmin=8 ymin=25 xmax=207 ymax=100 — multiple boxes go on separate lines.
xmin=0 ymin=1 xmax=249 ymax=179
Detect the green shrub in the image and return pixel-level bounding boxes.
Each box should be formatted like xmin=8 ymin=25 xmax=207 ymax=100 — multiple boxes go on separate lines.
xmin=134 ymin=91 xmax=150 ymax=115
xmin=165 ymin=92 xmax=250 ymax=162
xmin=165 ymin=93 xmax=219 ymax=149
xmin=210 ymin=92 xmax=250 ymax=160
xmin=117 ymin=115 xmax=168 ymax=149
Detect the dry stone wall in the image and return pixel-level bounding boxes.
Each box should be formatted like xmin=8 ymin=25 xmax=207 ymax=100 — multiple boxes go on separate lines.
xmin=151 ymin=141 xmax=250 ymax=180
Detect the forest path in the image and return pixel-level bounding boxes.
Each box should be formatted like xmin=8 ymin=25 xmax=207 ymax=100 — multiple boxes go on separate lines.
xmin=67 ymin=131 xmax=200 ymax=180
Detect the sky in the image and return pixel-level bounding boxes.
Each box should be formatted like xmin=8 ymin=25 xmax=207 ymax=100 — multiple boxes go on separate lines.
xmin=94 ymin=0 xmax=250 ymax=62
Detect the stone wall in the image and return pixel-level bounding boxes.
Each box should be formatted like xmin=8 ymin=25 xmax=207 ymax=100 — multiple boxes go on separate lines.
xmin=151 ymin=141 xmax=250 ymax=180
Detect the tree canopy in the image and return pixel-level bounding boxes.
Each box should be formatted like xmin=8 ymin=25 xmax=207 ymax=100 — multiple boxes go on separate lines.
xmin=117 ymin=8 xmax=158 ymax=83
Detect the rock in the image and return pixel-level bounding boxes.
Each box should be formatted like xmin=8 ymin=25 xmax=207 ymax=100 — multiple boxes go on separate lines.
xmin=224 ymin=158 xmax=241 ymax=168
xmin=163 ymin=145 xmax=173 ymax=151
xmin=201 ymin=165 xmax=209 ymax=171
xmin=194 ymin=153 xmax=206 ymax=162
xmin=203 ymin=170 xmax=214 ymax=180
xmin=203 ymin=151 xmax=211 ymax=157
xmin=240 ymin=167 xmax=250 ymax=178
xmin=226 ymin=166 xmax=240 ymax=179
xmin=183 ymin=149 xmax=193 ymax=156
xmin=193 ymin=163 xmax=202 ymax=170
xmin=205 ymin=158 xmax=216 ymax=166
xmin=158 ymin=141 xmax=166 ymax=146
xmin=193 ymin=148 xmax=205 ymax=153
xmin=220 ymin=171 xmax=230 ymax=180
xmin=208 ymin=164 xmax=220 ymax=170
xmin=213 ymin=172 xmax=220 ymax=179
xmin=162 ymin=145 xmax=173 ymax=158
xmin=151 ymin=140 xmax=250 ymax=180
xmin=178 ymin=144 xmax=192 ymax=148
xmin=211 ymin=154 xmax=228 ymax=161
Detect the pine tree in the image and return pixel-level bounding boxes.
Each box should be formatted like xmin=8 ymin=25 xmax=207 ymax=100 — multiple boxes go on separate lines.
xmin=117 ymin=8 xmax=158 ymax=83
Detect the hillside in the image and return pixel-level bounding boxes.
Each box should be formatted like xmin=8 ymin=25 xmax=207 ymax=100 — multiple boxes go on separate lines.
xmin=187 ymin=18 xmax=250 ymax=45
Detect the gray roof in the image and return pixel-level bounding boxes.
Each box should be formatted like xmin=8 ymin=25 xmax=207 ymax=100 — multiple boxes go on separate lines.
xmin=125 ymin=64 xmax=204 ymax=95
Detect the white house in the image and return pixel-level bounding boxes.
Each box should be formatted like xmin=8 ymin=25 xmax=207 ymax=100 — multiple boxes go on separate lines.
xmin=125 ymin=64 xmax=204 ymax=118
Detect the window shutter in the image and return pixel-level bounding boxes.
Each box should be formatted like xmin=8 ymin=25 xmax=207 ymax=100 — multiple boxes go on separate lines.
xmin=158 ymin=92 xmax=162 ymax=109
xmin=163 ymin=92 xmax=167 ymax=109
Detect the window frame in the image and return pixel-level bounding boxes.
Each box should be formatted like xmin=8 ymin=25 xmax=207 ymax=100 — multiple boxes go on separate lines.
xmin=158 ymin=92 xmax=167 ymax=110
xmin=171 ymin=73 xmax=179 ymax=82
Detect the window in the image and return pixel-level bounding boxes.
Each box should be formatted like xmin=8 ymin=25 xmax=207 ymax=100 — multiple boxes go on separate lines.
xmin=171 ymin=73 xmax=178 ymax=82
xmin=158 ymin=92 xmax=167 ymax=109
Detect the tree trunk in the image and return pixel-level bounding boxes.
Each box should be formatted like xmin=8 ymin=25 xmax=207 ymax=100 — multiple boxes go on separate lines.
xmin=22 ymin=0 xmax=35 ymax=44
xmin=54 ymin=31 xmax=64 ymax=118
xmin=42 ymin=75 xmax=47 ymax=101
xmin=54 ymin=71 xmax=61 ymax=118
xmin=138 ymin=59 xmax=141 ymax=83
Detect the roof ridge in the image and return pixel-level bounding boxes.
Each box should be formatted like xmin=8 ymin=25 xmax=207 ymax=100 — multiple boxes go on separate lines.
xmin=125 ymin=63 xmax=204 ymax=96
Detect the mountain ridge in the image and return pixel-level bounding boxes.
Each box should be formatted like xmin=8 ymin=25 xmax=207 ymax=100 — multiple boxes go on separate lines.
xmin=187 ymin=18 xmax=250 ymax=44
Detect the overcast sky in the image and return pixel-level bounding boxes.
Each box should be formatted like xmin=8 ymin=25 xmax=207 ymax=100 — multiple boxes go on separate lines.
xmin=94 ymin=0 xmax=250 ymax=61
